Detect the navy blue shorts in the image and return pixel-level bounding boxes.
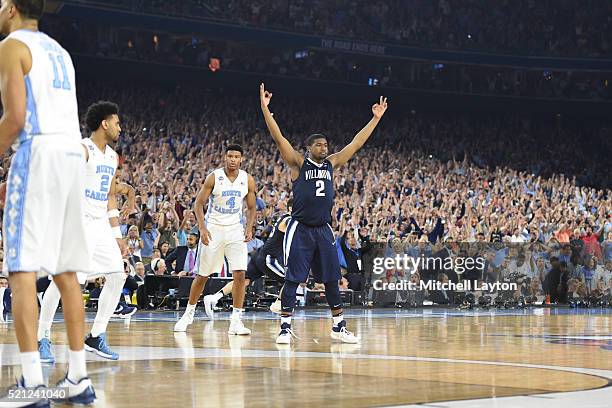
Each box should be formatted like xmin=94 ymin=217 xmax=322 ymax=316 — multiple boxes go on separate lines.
xmin=283 ymin=219 xmax=340 ymax=284
xmin=246 ymin=250 xmax=285 ymax=283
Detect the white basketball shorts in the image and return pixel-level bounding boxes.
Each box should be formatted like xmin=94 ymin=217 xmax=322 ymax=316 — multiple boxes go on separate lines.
xmin=197 ymin=223 xmax=247 ymax=276
xmin=83 ymin=216 xmax=124 ymax=277
xmin=3 ymin=137 xmax=91 ymax=276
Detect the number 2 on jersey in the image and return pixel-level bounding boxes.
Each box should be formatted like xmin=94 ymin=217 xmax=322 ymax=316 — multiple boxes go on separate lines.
xmin=48 ymin=53 xmax=71 ymax=90
xmin=315 ymin=180 xmax=325 ymax=197
xmin=100 ymin=175 xmax=110 ymax=193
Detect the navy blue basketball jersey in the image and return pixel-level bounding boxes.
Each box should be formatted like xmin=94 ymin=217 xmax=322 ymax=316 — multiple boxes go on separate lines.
xmin=291 ymin=158 xmax=334 ymax=226
xmin=261 ymin=213 xmax=291 ymax=260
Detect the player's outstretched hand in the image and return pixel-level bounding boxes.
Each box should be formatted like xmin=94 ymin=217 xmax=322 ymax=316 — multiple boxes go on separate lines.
xmin=372 ymin=96 xmax=388 ymax=119
xmin=201 ymin=227 xmax=213 ymax=246
xmin=260 ymin=83 xmax=272 ymax=108
xmin=120 ymin=205 xmax=134 ymax=219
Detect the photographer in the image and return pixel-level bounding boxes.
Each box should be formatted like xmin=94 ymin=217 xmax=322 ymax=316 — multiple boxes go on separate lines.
xmin=339 ymin=228 xmax=372 ymax=292
xmin=543 ymin=258 xmax=570 ymax=303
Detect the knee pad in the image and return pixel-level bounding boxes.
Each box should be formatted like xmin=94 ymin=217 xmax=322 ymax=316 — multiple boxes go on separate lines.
xmin=324 ymin=282 xmax=342 ymax=311
xmin=281 ymin=281 xmax=299 ymax=313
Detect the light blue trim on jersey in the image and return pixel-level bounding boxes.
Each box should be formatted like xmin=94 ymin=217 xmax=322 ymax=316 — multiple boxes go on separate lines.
xmin=18 ymin=76 xmax=41 ymax=144
xmin=194 ymin=242 xmax=202 ymax=275
xmin=4 ymin=140 xmax=33 ymax=271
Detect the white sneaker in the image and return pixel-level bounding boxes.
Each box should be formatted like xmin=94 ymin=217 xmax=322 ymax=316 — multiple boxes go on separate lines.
xmin=174 ymin=307 xmax=195 ymax=332
xmin=203 ymin=294 xmax=218 ymax=320
xmin=330 ymin=326 xmax=359 ymax=344
xmin=53 ymin=375 xmax=96 ymax=405
xmin=269 ymin=299 xmax=281 ymax=314
xmin=228 ymin=318 xmax=251 ymax=335
xmin=275 ymin=327 xmax=298 ymax=344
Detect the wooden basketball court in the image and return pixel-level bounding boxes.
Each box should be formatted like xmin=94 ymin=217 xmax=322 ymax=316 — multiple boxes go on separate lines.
xmin=1 ymin=308 xmax=611 ymax=407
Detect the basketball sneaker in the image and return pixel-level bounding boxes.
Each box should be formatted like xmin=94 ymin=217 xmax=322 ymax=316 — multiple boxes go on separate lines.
xmin=112 ymin=301 xmax=137 ymax=319
xmin=0 ymin=377 xmax=49 ymax=408
xmin=0 ymin=287 xmax=10 ymax=323
xmin=38 ymin=338 xmax=55 ymax=364
xmin=269 ymin=298 xmax=281 ymax=314
xmin=330 ymin=321 xmax=359 ymax=344
xmin=203 ymin=294 xmax=219 ymax=320
xmin=228 ymin=317 xmax=251 ymax=335
xmin=84 ymin=333 xmax=119 ymax=360
xmin=275 ymin=323 xmax=298 ymax=344
xmin=174 ymin=306 xmax=195 ymax=332
xmin=52 ymin=375 xmax=96 ymax=406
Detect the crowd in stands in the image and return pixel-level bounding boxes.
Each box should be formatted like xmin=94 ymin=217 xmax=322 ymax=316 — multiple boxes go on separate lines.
xmin=42 ymin=17 xmax=611 ymax=101
xmin=69 ymin=0 xmax=612 ymax=57
xmin=1 ymin=81 xmax=610 ymax=308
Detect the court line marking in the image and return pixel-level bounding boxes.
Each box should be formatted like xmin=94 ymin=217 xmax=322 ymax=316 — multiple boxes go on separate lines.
xmin=1 ymin=344 xmax=610 ymax=381
xmin=4 ymin=306 xmax=609 ymax=324
xmin=2 ymin=343 xmax=610 ymax=407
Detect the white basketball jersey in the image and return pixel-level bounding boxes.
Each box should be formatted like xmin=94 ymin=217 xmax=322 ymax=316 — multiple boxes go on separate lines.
xmin=205 ymin=168 xmax=249 ymax=227
xmin=5 ymin=30 xmax=80 ymax=148
xmin=82 ymin=138 xmax=118 ymax=219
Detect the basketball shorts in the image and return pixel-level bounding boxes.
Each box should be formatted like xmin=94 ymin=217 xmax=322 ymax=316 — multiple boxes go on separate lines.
xmin=197 ymin=223 xmax=247 ymax=276
xmin=78 ymin=216 xmax=124 ymax=283
xmin=283 ymin=218 xmax=340 ymax=284
xmin=3 ymin=138 xmax=91 ymax=276
xmin=246 ymin=249 xmax=285 ymax=283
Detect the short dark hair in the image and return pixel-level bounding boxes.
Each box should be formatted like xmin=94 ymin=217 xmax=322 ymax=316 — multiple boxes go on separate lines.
xmin=305 ymin=133 xmax=327 ymax=147
xmin=226 ymin=143 xmax=243 ymax=155
xmin=287 ymin=198 xmax=293 ymax=209
xmin=85 ymin=101 xmax=119 ymax=132
xmin=12 ymin=0 xmax=45 ymax=20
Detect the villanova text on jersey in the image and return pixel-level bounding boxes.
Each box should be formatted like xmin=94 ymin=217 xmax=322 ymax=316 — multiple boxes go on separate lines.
xmin=215 ymin=190 xmax=243 ymax=214
xmin=304 ymin=168 xmax=332 ymax=181
xmin=292 ymin=159 xmax=335 ymax=226
xmin=85 ymin=164 xmax=115 ymax=201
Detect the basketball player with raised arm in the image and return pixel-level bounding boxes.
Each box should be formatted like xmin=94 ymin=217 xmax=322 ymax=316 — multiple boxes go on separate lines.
xmin=174 ymin=144 xmax=257 ymax=336
xmin=203 ymin=200 xmax=293 ymax=318
xmin=260 ymin=83 xmax=387 ymax=344
xmin=0 ymin=0 xmax=96 ymax=405
xmin=37 ymin=101 xmax=136 ymax=364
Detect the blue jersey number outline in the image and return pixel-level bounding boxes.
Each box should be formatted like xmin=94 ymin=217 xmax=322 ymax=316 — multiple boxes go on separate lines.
xmin=100 ymin=175 xmax=110 ymax=193
xmin=226 ymin=196 xmax=236 ymax=209
xmin=48 ymin=53 xmax=71 ymax=90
